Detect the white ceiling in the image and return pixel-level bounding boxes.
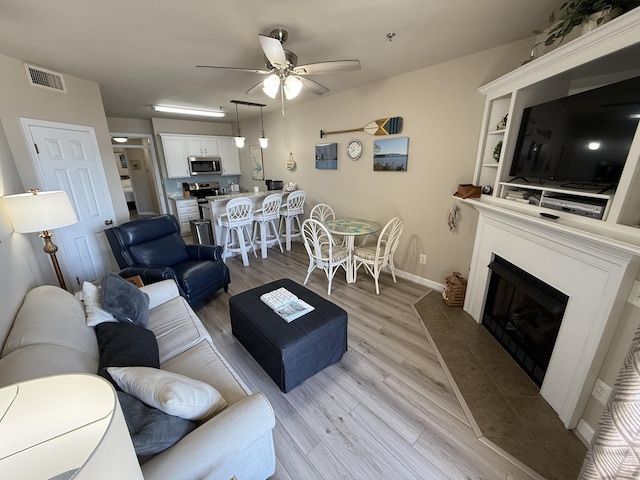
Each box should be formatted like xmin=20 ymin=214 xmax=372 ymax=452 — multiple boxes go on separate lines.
xmin=0 ymin=0 xmax=560 ymax=123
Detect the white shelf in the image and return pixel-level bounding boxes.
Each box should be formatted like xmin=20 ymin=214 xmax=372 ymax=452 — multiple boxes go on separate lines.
xmin=481 ymin=163 xmax=500 ymax=168
xmin=487 ymin=129 xmax=506 ymax=135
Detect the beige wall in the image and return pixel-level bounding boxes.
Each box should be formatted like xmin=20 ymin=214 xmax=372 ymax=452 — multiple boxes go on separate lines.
xmin=236 ymin=39 xmax=533 ymax=284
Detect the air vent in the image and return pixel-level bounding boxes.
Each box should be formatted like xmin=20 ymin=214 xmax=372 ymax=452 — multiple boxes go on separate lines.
xmin=24 ymin=64 xmax=67 ymax=93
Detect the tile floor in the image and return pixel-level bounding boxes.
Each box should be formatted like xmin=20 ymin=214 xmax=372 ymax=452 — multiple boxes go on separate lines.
xmin=414 ymin=291 xmax=587 ymax=480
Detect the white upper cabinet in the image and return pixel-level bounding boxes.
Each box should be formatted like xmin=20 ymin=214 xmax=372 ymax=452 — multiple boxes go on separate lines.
xmin=185 ymin=136 xmax=219 ymax=156
xmin=160 ymin=134 xmax=190 ymax=178
xmin=218 ymin=137 xmax=241 ymax=176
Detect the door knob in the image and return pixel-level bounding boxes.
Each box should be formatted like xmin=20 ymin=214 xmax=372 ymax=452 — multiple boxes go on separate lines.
xmin=104 ymin=219 xmax=113 ymax=225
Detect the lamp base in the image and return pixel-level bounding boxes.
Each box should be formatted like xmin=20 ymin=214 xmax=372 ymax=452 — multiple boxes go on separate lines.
xmin=40 ymin=230 xmax=67 ymax=290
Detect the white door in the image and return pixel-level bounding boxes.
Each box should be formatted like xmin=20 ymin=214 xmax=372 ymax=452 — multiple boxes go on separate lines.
xmin=22 ymin=119 xmax=116 ymax=289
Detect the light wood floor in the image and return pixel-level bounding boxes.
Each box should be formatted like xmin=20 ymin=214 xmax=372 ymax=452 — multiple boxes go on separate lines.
xmin=196 ymin=242 xmax=545 ymax=480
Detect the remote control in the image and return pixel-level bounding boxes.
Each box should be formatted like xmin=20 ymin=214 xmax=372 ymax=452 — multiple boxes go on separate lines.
xmin=539 ymin=212 xmax=559 ymax=220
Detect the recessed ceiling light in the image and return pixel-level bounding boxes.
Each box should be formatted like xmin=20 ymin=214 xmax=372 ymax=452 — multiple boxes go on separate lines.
xmin=152 ymin=105 xmax=225 ymax=118
xmin=112 ymin=137 xmax=128 ymax=143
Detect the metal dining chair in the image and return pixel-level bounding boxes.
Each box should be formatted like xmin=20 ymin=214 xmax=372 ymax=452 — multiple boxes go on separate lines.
xmin=217 ymin=197 xmax=256 ymax=266
xmin=252 ymin=193 xmax=283 ymax=258
xmin=279 ymin=190 xmax=306 ymax=251
xmin=353 ymin=216 xmax=404 ymax=294
xmin=301 ymin=219 xmax=349 ymax=295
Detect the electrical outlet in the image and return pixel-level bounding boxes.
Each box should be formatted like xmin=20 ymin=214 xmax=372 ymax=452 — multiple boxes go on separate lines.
xmin=176 ymin=182 xmax=182 ymax=188
xmin=628 ymin=279 xmax=640 ymax=308
xmin=592 ymin=378 xmax=613 ymax=405
xmin=419 ymin=254 xmax=427 ymax=264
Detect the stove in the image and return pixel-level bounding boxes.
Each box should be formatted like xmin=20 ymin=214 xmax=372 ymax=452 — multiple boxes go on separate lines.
xmin=183 ymin=182 xmax=220 ymax=204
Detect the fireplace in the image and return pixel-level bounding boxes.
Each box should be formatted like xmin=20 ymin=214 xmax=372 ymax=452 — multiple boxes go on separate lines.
xmin=483 ymin=255 xmax=568 ymax=387
xmin=463 ymin=202 xmax=637 ymax=428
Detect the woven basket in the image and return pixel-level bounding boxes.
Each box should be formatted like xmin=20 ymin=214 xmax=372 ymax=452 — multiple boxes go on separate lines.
xmin=442 ymin=272 xmax=467 ymax=307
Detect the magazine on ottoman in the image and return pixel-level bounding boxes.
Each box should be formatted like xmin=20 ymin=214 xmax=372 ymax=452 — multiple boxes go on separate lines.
xmin=260 ymin=287 xmax=314 ymax=322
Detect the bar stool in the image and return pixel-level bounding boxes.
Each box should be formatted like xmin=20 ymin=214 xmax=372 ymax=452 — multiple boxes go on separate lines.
xmin=217 ymin=197 xmax=256 ymax=266
xmin=252 ymin=193 xmax=283 ymax=258
xmin=278 ymin=190 xmax=306 ymax=251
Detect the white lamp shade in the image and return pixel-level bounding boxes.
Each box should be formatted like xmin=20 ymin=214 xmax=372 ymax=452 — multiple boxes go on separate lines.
xmin=259 ymin=137 xmax=269 ymax=148
xmin=0 ymin=375 xmax=142 ymax=479
xmin=263 ymin=74 xmax=280 ymax=98
xmin=2 ymin=190 xmax=77 ymax=233
xmin=234 ymin=136 xmax=246 ymax=148
xmin=284 ymin=75 xmax=302 ymax=100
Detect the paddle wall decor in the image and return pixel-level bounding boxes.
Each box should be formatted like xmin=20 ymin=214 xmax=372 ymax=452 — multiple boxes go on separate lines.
xmin=373 ymin=137 xmax=409 ymax=172
xmin=315 ymin=143 xmax=338 ymax=170
xmin=320 ymin=117 xmax=403 ymax=138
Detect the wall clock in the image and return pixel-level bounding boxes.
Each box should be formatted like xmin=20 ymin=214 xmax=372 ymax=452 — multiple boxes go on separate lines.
xmin=347 ymin=139 xmax=362 ymax=160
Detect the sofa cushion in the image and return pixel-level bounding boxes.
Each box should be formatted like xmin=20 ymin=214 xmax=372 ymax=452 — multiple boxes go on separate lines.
xmin=108 ymin=366 xmax=227 ymax=421
xmin=82 ymin=281 xmax=117 ymax=327
xmin=0 ymin=344 xmax=98 ymax=388
xmin=117 ymin=391 xmax=196 ymax=456
xmin=146 ymin=295 xmax=211 ymax=364
xmin=95 ymin=322 xmax=159 ymax=386
xmin=161 ymin=340 xmax=249 ymax=407
xmin=101 ymin=272 xmax=150 ymax=327
xmin=1 ymin=285 xmax=98 ymax=361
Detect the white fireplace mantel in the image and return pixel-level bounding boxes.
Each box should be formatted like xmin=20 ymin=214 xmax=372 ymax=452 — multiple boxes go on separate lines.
xmin=463 ymin=199 xmax=640 ymax=428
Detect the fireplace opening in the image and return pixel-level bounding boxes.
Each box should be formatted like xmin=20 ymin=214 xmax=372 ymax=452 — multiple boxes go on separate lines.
xmin=483 ymin=255 xmax=568 ymax=386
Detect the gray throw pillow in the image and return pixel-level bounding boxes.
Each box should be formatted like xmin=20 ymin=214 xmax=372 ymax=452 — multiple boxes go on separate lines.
xmin=117 ymin=391 xmax=196 ymax=455
xmin=101 ymin=272 xmax=150 ymax=327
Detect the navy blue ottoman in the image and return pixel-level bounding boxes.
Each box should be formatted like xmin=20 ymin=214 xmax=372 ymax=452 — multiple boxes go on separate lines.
xmin=229 ymin=278 xmax=348 ymax=392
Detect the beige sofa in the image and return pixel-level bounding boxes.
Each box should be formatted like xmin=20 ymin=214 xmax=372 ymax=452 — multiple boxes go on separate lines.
xmin=0 ymin=280 xmax=276 ymax=480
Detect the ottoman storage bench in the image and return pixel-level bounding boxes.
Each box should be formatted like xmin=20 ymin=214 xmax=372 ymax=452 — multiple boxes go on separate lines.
xmin=229 ymin=278 xmax=348 ymax=392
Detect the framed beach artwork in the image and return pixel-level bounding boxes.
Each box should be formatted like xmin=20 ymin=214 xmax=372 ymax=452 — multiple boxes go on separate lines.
xmin=373 ymin=137 xmax=409 ymax=171
xmin=315 ymin=143 xmax=338 ymax=170
xmin=250 ymin=145 xmax=264 ymax=180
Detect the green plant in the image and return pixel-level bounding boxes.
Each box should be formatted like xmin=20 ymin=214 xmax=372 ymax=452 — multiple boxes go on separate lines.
xmin=536 ymin=0 xmax=640 ymax=45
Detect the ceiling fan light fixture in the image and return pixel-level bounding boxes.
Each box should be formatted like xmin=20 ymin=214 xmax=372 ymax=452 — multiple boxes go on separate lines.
xmin=263 ymin=74 xmax=280 ymax=98
xmin=152 ymin=105 xmax=225 ymax=118
xmin=284 ymin=75 xmax=302 ymax=100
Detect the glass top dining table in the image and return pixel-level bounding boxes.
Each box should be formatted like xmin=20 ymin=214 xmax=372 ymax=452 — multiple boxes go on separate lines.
xmin=323 ymin=218 xmax=381 ymax=283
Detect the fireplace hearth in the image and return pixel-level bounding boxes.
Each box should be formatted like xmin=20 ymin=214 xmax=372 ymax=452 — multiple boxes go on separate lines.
xmin=483 ymin=255 xmax=568 ymax=386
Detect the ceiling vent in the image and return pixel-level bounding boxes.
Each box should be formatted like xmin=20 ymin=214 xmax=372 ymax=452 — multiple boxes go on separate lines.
xmin=24 ymin=64 xmax=67 ymax=93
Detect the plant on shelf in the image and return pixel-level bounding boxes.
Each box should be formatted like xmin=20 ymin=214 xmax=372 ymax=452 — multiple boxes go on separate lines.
xmin=536 ymin=0 xmax=640 ymax=46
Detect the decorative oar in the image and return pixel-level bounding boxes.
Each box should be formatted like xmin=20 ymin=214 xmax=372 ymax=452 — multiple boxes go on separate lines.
xmin=320 ymin=117 xmax=403 ymax=138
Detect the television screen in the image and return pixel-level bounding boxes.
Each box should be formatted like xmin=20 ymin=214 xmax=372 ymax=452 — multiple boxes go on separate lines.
xmin=510 ymin=75 xmax=640 ymax=189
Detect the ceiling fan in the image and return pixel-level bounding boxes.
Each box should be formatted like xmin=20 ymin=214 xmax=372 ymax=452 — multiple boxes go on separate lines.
xmin=197 ymin=28 xmax=361 ymax=115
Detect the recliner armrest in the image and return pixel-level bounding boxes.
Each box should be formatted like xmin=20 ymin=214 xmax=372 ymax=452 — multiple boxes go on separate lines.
xmin=119 ymin=265 xmax=186 ymax=296
xmin=186 ymin=244 xmax=224 ymax=262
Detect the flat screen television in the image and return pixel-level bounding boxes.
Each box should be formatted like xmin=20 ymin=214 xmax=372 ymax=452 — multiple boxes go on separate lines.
xmin=510 ymin=75 xmax=640 ymax=190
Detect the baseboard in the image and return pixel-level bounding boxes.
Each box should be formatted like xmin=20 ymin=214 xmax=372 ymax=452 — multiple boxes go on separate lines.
xmin=576 ymin=419 xmax=595 ymax=444
xmin=393 ymin=268 xmax=444 ymax=292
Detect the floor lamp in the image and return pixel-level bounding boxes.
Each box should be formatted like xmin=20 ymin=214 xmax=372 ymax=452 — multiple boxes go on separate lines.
xmin=1 ymin=190 xmax=78 ymax=290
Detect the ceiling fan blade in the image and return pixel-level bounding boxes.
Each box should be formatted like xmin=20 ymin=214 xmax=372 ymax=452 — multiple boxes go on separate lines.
xmin=245 ymin=81 xmax=265 ymax=95
xmin=259 ymin=34 xmax=287 ymax=69
xmin=293 ymin=60 xmax=361 ymax=75
xmin=196 ymin=65 xmax=272 ymax=75
xmin=297 ymin=76 xmax=329 ymax=95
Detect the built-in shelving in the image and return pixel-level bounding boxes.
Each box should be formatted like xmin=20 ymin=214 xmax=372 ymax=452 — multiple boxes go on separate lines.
xmin=471 ymin=8 xmax=640 ymax=230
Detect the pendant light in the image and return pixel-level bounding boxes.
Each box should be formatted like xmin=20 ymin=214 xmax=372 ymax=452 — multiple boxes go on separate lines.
xmin=258 ymin=105 xmax=269 ymax=148
xmin=233 ymin=102 xmax=245 ymax=148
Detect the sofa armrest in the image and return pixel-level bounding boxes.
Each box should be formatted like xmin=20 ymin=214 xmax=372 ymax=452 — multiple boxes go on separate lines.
xmin=140 ymin=393 xmax=275 ymax=480
xmin=139 ymin=279 xmax=180 ymax=309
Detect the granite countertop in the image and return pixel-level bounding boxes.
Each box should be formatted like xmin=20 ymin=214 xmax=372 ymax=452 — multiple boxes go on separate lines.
xmin=205 ymin=189 xmax=285 ymax=202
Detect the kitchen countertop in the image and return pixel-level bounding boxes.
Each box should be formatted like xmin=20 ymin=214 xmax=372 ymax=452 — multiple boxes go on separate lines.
xmin=204 ymin=189 xmax=286 ymax=202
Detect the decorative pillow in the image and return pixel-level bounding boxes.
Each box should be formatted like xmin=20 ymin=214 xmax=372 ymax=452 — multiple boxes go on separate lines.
xmin=108 ymin=366 xmax=227 ymax=421
xmin=81 ymin=281 xmax=117 ymax=327
xmin=117 ymin=391 xmax=196 ymax=455
xmin=95 ymin=322 xmax=160 ymax=387
xmin=101 ymin=272 xmax=150 ymax=327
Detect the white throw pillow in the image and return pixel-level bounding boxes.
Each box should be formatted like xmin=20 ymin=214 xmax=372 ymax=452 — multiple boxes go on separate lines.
xmin=107 ymin=366 xmax=227 ymax=421
xmin=82 ymin=281 xmax=117 ymax=327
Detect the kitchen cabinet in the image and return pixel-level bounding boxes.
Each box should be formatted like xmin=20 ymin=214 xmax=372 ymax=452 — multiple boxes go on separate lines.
xmin=170 ymin=197 xmax=200 ymax=235
xmin=218 ymin=137 xmax=241 ymax=175
xmin=185 ymin=136 xmax=219 ymax=156
xmin=160 ymin=135 xmax=190 ymax=178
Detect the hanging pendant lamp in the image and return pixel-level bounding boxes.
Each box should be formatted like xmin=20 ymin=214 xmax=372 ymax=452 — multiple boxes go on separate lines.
xmin=258 ymin=106 xmax=269 ymax=148
xmin=233 ymin=102 xmax=245 ymax=148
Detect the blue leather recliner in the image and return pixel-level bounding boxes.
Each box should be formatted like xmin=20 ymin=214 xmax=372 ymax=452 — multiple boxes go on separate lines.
xmin=105 ymin=215 xmax=230 ymax=307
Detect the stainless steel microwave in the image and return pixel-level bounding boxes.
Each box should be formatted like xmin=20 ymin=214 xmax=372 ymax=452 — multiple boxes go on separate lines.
xmin=188 ymin=156 xmax=222 ymax=176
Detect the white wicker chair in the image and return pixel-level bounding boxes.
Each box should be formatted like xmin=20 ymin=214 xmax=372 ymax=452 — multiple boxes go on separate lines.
xmin=252 ymin=193 xmax=283 ymax=258
xmin=217 ymin=197 xmax=256 ymax=266
xmin=301 ymin=219 xmax=349 ymax=295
